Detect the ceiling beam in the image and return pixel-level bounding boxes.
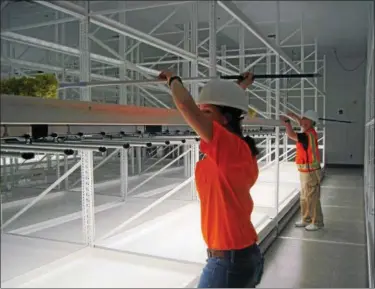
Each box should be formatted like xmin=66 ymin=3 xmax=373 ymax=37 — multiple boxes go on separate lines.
xmin=217 ymin=0 xmax=324 ymax=96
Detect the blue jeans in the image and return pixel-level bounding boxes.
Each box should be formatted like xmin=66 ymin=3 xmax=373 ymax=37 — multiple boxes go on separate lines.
xmin=197 ymin=244 xmax=264 ymax=288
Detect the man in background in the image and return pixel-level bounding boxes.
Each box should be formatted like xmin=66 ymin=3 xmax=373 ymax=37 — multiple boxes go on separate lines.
xmin=280 ymin=110 xmax=324 ymax=231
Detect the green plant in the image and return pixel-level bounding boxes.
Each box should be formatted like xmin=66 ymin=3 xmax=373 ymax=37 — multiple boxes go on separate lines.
xmin=0 ymin=73 xmax=58 ymax=99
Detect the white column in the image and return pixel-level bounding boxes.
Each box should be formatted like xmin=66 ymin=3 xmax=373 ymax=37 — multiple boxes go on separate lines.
xmin=56 ymin=153 xmax=61 ymax=189
xmin=266 ymin=49 xmax=272 ymax=163
xmin=130 ymin=39 xmax=135 ymax=105
xmin=300 ymin=15 xmax=305 ymax=113
xmin=64 ymin=154 xmax=69 ymax=190
xmin=120 ymin=149 xmax=128 ymax=201
xmin=239 ymin=25 xmax=245 ymax=72
xmin=135 ymin=45 xmax=141 ymax=106
xmin=131 ymin=147 xmax=135 ymax=175
xmin=274 ymin=1 xmax=281 ymax=219
xmin=119 ymin=2 xmax=127 ymax=105
xmin=61 ymin=16 xmax=67 ymax=101
xmin=190 ymin=2 xmax=199 ymax=100
xmin=183 ymin=22 xmax=191 ymax=177
xmin=190 ymin=143 xmax=199 ymax=200
xmin=322 ymin=55 xmax=326 ymax=166
xmin=282 ymin=62 xmax=288 ymax=161
xmin=137 ymin=147 xmax=142 ymax=174
xmin=209 ymin=1 xmax=217 ymax=77
xmin=221 ymin=45 xmax=227 ymax=68
xmin=80 ymin=150 xmax=95 ymax=247
xmin=314 ymin=38 xmax=318 ymax=111
xmin=79 ymin=2 xmax=91 ymax=102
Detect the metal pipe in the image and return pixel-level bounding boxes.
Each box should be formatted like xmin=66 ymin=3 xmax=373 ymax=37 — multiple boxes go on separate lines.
xmin=1 ymin=161 xmax=81 ymax=230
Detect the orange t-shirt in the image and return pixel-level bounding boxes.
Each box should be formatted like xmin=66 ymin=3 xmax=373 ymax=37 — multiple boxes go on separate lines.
xmin=195 ymin=121 xmax=259 ymax=250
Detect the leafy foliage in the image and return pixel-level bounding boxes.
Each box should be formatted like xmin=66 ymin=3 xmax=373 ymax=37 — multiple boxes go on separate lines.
xmin=0 ymin=74 xmax=58 ymax=98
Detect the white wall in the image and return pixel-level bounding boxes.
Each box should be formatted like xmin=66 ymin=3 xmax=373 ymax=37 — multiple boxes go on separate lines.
xmin=325 ymin=53 xmax=366 ymax=165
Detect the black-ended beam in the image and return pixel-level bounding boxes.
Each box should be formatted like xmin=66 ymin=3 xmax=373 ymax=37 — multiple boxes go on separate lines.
xmin=59 ymin=74 xmax=320 ymax=89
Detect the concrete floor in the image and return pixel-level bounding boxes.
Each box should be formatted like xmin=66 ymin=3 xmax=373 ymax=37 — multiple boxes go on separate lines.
xmin=259 ymin=167 xmax=367 ymax=288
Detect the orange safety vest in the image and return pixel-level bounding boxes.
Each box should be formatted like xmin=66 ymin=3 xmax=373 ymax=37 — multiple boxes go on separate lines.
xmin=295 ymin=128 xmax=321 ymax=172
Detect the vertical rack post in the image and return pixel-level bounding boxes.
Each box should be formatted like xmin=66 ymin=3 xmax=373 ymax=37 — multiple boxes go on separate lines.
xmin=131 ymin=147 xmax=135 ymax=175
xmin=136 ymin=147 xmax=142 ymax=175
xmin=119 ymin=2 xmax=127 ymax=105
xmin=322 ymin=55 xmax=327 ymax=166
xmin=120 ymin=148 xmax=128 ymax=201
xmin=209 ymin=0 xmax=217 ymax=77
xmin=239 ymin=25 xmax=245 ymax=72
xmin=191 ymin=1 xmax=199 ymax=101
xmin=266 ymin=50 xmax=272 ymax=163
xmin=274 ymin=1 xmax=281 ymax=220
xmin=221 ymin=45 xmax=227 ymax=68
xmin=282 ymin=61 xmax=288 ymax=161
xmin=64 ymin=154 xmax=69 ymax=190
xmin=183 ymin=22 xmax=191 ymax=177
xmin=79 ymin=1 xmax=91 ymax=102
xmin=80 ymin=150 xmax=95 ymax=247
xmin=300 ymin=15 xmax=305 ymax=113
xmin=56 ymin=153 xmax=61 ymax=189
xmin=190 ymin=143 xmax=198 ymax=200
xmin=314 ymin=38 xmax=318 ymax=111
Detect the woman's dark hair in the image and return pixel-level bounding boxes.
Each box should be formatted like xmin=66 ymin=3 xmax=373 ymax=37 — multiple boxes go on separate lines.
xmin=216 ymin=105 xmax=260 ymax=156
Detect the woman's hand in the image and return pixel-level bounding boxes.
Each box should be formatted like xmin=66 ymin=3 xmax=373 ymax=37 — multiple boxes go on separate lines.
xmin=280 ymin=115 xmax=289 ymax=124
xmin=237 ymin=72 xmax=254 ymax=90
xmin=158 ymin=70 xmax=176 ymax=85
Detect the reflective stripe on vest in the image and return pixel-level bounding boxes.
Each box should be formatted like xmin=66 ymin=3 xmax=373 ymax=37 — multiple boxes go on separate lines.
xmin=296 ymin=128 xmax=321 ymax=172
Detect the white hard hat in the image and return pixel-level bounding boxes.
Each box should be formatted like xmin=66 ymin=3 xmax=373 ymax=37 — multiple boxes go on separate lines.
xmin=303 ymin=110 xmax=319 ymax=123
xmin=195 ymin=80 xmax=248 ymax=114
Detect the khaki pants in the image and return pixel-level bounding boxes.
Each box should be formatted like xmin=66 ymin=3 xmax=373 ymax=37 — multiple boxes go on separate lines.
xmin=299 ymin=169 xmax=324 ymax=226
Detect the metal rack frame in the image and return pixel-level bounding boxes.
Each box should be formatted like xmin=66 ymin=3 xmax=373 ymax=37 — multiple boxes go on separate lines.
xmin=0 ymin=0 xmax=328 ymax=284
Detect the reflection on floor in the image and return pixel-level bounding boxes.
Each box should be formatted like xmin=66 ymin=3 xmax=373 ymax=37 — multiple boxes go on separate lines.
xmin=2 ymin=165 xmax=366 ymax=288
xmin=259 ymin=167 xmax=367 ymax=288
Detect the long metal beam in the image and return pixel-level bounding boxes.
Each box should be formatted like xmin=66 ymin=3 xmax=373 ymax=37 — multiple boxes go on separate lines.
xmin=217 ymin=1 xmax=324 ymax=96
xmin=0 ymin=94 xmax=284 ymax=127
xmin=59 ymin=74 xmax=319 ymax=89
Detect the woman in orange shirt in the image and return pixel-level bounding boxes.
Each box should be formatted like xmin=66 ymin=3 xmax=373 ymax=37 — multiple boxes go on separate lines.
xmin=159 ymin=71 xmax=264 ymax=288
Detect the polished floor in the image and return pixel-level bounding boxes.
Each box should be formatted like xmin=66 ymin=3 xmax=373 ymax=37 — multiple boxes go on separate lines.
xmin=259 ymin=168 xmax=367 ymax=288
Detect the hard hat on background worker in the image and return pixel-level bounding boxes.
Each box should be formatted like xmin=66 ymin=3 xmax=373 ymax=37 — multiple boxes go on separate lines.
xmin=195 ymin=80 xmax=249 ymax=114
xmin=303 ymin=110 xmax=319 ymax=123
